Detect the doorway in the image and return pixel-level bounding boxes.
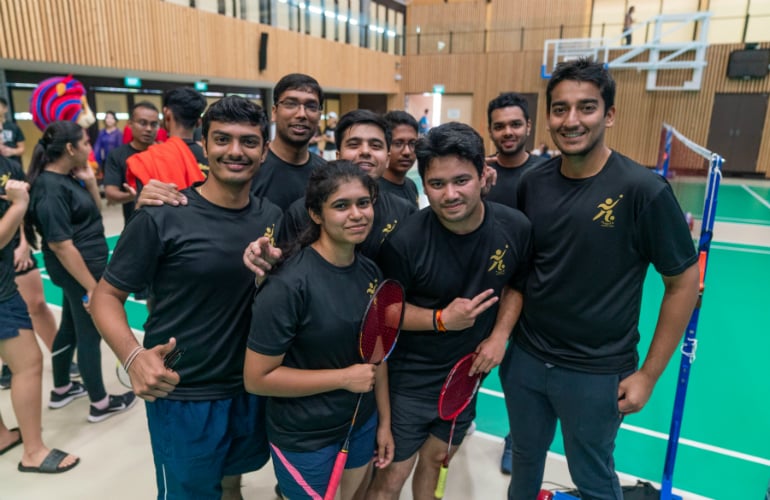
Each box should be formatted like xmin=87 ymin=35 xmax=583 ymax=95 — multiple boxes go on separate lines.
xmin=706 ymin=93 xmax=768 ymax=175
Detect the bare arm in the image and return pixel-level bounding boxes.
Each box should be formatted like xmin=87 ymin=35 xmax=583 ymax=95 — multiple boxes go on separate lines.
xmin=243 ymin=349 xmax=376 ymax=398
xmin=471 ymin=286 xmax=523 ymax=375
xmin=617 ymin=263 xmax=700 ymax=414
xmin=0 ymin=180 xmax=28 ymax=248
xmin=401 ymin=288 xmax=498 ymax=332
xmin=374 ymin=362 xmax=394 ymax=468
xmin=104 ymin=184 xmax=136 ymax=205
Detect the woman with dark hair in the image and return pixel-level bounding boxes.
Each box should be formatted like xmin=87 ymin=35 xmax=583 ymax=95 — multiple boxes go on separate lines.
xmin=27 ymin=120 xmax=135 ymax=423
xmin=0 ymin=172 xmax=79 ymax=473
xmin=244 ymin=160 xmax=394 ymax=500
xmin=93 ymin=110 xmax=121 ymax=173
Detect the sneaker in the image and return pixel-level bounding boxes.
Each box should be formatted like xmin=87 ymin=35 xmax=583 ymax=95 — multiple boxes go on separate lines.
xmin=500 ymin=433 xmax=512 ymax=475
xmin=0 ymin=365 xmax=11 ymax=390
xmin=69 ymin=362 xmax=81 ymax=380
xmin=466 ymin=420 xmax=476 ymax=436
xmin=88 ymin=392 xmax=137 ymax=423
xmin=49 ymin=381 xmax=88 ymax=409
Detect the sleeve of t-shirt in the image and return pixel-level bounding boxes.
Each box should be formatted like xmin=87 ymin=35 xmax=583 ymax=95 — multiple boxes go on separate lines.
xmin=13 ymin=124 xmax=24 ymax=142
xmin=103 ymin=149 xmax=125 ymax=187
xmin=102 ymin=209 xmax=163 ymax=292
xmin=279 ymin=201 xmax=308 ymax=248
xmin=376 ymin=236 xmax=413 ymax=290
xmin=508 ymin=217 xmax=533 ymax=292
xmin=247 ymin=277 xmax=303 ymax=356
xmin=637 ymin=186 xmax=698 ymax=276
xmin=34 ymin=189 xmax=74 ymax=243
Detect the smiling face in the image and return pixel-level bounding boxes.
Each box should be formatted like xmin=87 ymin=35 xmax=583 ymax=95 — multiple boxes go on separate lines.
xmin=310 ymin=177 xmax=375 ymax=248
xmin=489 ymin=105 xmax=530 ymax=157
xmin=271 ymin=89 xmax=322 ymax=148
xmin=388 ymin=124 xmax=418 ymax=176
xmin=337 ymin=123 xmax=389 ymax=180
xmin=203 ymin=121 xmax=268 ymax=187
xmin=547 ymin=79 xmax=615 ymax=159
xmin=423 ymin=154 xmax=485 ymax=234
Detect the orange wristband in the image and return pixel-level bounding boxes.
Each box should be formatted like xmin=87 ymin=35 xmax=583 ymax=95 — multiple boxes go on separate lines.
xmin=436 ymin=308 xmax=448 ymax=333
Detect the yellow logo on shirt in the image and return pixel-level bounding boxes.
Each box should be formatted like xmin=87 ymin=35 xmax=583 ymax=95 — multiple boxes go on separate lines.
xmin=264 ymin=224 xmax=275 ymax=246
xmin=593 ymin=195 xmax=624 ymax=228
xmin=0 ymin=173 xmax=9 ymax=188
xmin=487 ymin=245 xmax=509 ymax=275
xmin=367 ymin=279 xmax=379 ymax=296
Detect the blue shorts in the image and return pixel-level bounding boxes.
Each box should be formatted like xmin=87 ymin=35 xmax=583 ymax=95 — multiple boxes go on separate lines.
xmin=390 ymin=390 xmax=476 ymax=462
xmin=0 ymin=293 xmax=33 ymax=340
xmin=145 ymin=392 xmax=269 ymax=500
xmin=270 ymin=412 xmax=377 ymax=500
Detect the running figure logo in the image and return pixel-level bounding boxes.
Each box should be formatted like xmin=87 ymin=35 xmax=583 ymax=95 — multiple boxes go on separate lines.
xmin=0 ymin=172 xmax=9 ymax=188
xmin=487 ymin=245 xmax=509 ymax=275
xmin=593 ymin=195 xmax=624 ymax=227
xmin=381 ymin=220 xmax=399 ymax=243
xmin=264 ymin=224 xmax=276 ymax=246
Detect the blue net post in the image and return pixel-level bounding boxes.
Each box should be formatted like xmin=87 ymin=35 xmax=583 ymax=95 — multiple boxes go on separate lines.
xmin=660 ymin=153 xmax=723 ymax=500
xmin=657 ymin=126 xmax=673 ymax=178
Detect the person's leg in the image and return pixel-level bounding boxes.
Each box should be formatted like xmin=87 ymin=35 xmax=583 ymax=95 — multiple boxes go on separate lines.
xmin=357 ymin=453 xmax=417 ymax=500
xmin=412 ymin=435 xmax=462 ymax=500
xmin=500 ymin=344 xmax=558 ymax=500
xmin=221 ymin=394 xmax=270 ymax=500
xmin=551 ymin=367 xmax=625 ymax=500
xmin=51 ymin=295 xmax=76 ymax=389
xmin=15 ymin=268 xmax=57 ymax=351
xmin=220 ymin=475 xmax=242 ymax=500
xmin=0 ymin=327 xmax=78 ymax=470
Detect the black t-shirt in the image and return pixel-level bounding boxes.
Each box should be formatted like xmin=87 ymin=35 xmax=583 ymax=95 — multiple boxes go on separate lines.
xmin=103 ymin=187 xmax=283 ymax=400
xmin=378 ymin=176 xmax=420 ymax=209
xmin=0 ymin=157 xmax=25 ymax=300
xmin=484 ymin=154 xmax=545 ymax=209
xmin=29 ymin=171 xmax=108 ymax=268
xmin=185 ymin=138 xmax=208 ymax=170
xmin=515 ymin=152 xmax=698 ymax=374
xmin=251 ymin=149 xmax=326 ymax=211
xmin=377 ymin=202 xmax=532 ymax=397
xmin=247 ymin=247 xmax=382 ymax=451
xmin=1 ymin=120 xmax=25 ymax=166
xmin=103 ymin=144 xmax=141 ymax=223
xmin=281 ymin=191 xmax=417 ymax=260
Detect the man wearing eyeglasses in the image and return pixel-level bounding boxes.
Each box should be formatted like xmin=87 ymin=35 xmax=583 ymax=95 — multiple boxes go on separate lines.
xmin=484 ymin=93 xmax=545 ymax=210
xmin=104 ymin=101 xmax=160 ymax=225
xmin=251 ymin=73 xmax=327 ymax=211
xmin=380 ymin=111 xmax=420 ymax=209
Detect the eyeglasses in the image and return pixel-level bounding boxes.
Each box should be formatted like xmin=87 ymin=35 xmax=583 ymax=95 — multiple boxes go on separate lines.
xmin=391 ymin=140 xmax=417 ymax=151
xmin=132 ymin=120 xmax=160 ymax=129
xmin=277 ymin=99 xmax=322 ymax=114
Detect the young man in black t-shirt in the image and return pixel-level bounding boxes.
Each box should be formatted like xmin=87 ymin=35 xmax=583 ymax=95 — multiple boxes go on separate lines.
xmin=103 ymin=101 xmax=159 ymax=225
xmin=280 ymin=110 xmax=416 ymax=259
xmin=502 ymin=59 xmax=699 ymax=500
xmin=368 ymin=123 xmax=531 ymax=500
xmin=251 ymin=73 xmax=327 ymax=211
xmin=0 ymin=97 xmax=25 ymax=168
xmin=485 ymin=93 xmax=546 ymax=210
xmin=92 ymin=97 xmax=283 ymax=500
xmin=380 ymin=111 xmax=420 ymax=209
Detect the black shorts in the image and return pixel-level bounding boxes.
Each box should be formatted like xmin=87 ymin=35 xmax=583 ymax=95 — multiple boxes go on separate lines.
xmin=389 ymin=390 xmax=477 ymax=462
xmin=0 ymin=293 xmax=33 ymax=340
xmin=14 ymin=252 xmax=39 ymax=277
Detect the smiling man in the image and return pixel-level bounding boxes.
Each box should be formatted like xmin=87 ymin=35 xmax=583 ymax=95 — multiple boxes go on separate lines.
xmin=484 ymin=93 xmax=545 ymax=209
xmin=501 ymin=58 xmax=699 ymax=500
xmin=92 ymin=96 xmax=283 ymax=500
xmin=380 ymin=111 xmax=420 ymax=208
xmin=251 ymin=73 xmax=327 ymax=211
xmin=280 ymin=109 xmax=416 ymax=259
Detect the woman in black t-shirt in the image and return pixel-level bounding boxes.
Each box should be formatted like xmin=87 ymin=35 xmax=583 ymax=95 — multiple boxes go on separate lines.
xmin=27 ymin=121 xmax=134 ymax=423
xmin=245 ymin=161 xmax=394 ymax=500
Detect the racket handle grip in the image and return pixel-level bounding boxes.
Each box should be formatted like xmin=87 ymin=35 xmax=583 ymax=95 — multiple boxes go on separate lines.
xmin=324 ymin=451 xmax=348 ymax=500
xmin=434 ymin=465 xmax=449 ymax=499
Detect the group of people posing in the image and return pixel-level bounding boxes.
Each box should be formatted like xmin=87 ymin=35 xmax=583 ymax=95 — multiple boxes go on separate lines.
xmin=0 ymin=58 xmax=699 ymax=500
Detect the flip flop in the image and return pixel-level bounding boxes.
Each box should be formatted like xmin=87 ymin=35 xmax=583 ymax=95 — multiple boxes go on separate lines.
xmin=18 ymin=448 xmax=79 ymax=474
xmin=0 ymin=427 xmax=22 ymax=455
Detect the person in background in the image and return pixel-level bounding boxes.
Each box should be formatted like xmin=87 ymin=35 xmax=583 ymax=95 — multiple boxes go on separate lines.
xmin=0 ymin=96 xmax=25 ymax=168
xmin=322 ymin=111 xmax=338 ymax=161
xmin=380 ymin=111 xmax=420 ymax=209
xmin=93 ymin=111 xmax=122 ymax=176
xmin=623 ymin=6 xmax=635 ymax=45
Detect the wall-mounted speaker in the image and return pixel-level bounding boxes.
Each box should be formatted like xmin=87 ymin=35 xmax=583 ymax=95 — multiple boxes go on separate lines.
xmin=259 ymin=33 xmax=269 ymax=73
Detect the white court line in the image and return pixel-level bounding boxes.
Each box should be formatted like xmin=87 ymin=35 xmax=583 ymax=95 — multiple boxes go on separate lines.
xmin=711 ymin=244 xmax=770 ymax=255
xmin=478 ymin=388 xmax=770 ymax=466
xmin=741 ymin=184 xmax=770 ymax=211
xmin=39 ymin=272 xmax=147 ymax=305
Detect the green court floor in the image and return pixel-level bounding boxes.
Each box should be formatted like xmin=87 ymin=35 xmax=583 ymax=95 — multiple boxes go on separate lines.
xmin=38 ymin=179 xmax=770 ymax=499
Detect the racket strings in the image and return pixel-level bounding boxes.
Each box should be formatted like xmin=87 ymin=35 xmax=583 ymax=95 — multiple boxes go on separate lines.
xmin=439 ymin=357 xmax=481 ymax=420
xmin=360 ymin=283 xmax=404 ymax=364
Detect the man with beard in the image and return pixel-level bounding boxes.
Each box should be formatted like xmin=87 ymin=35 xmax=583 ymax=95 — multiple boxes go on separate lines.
xmin=379 ymin=111 xmax=420 ymax=209
xmin=103 ymin=101 xmax=160 ymax=225
xmin=251 ymin=73 xmax=327 ymax=211
xmin=484 ymin=93 xmax=545 ymax=210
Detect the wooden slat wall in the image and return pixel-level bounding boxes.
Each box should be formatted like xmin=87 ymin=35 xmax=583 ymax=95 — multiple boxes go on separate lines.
xmin=0 ymin=0 xmax=400 ymax=94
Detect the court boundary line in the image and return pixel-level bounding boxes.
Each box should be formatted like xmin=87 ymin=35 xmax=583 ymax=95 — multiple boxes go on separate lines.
xmin=741 ymin=184 xmax=770 ymax=211
xmin=478 ymin=389 xmax=770 ymax=467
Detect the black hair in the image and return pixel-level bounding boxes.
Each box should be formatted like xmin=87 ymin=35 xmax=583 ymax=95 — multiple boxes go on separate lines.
xmin=334 ymin=109 xmax=391 ymax=150
xmin=104 ymin=110 xmax=117 ymax=123
xmin=273 ymin=73 xmax=324 ymax=107
xmin=487 ymin=93 xmax=530 ymax=125
xmin=201 ymin=96 xmax=270 ymax=143
xmin=415 ymin=122 xmax=485 ymax=179
xmin=130 ymin=101 xmax=159 ymax=118
xmin=0 ymin=96 xmax=8 ymax=107
xmin=162 ymin=87 xmax=207 ymax=130
xmin=283 ymin=160 xmax=378 ymax=259
xmin=25 ymin=120 xmax=86 ymax=248
xmin=383 ymin=110 xmax=419 ymax=135
xmin=546 ymin=57 xmax=616 ymax=114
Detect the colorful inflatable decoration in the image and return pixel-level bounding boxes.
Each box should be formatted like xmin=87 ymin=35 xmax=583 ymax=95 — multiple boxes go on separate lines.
xmin=30 ymin=75 xmax=95 ymax=131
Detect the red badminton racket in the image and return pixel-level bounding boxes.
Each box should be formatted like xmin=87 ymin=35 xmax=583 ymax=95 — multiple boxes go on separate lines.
xmin=434 ymin=353 xmax=482 ymax=499
xmin=323 ymin=279 xmax=405 ymax=500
